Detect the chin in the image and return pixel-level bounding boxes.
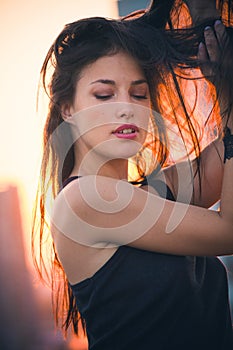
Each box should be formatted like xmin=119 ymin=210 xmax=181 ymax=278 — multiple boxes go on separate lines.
xmin=113 ymin=148 xmax=142 ymax=160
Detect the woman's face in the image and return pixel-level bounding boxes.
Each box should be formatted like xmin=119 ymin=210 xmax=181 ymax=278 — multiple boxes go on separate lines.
xmin=64 ymin=51 xmax=151 ymax=165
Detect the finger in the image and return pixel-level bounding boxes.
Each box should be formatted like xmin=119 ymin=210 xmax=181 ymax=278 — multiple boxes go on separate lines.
xmin=197 ymin=42 xmax=208 ymax=62
xmin=198 ymin=42 xmax=213 ymax=78
xmin=214 ymin=20 xmax=229 ymax=49
xmin=198 ymin=42 xmax=210 ymax=75
xmin=204 ymin=26 xmax=219 ymax=62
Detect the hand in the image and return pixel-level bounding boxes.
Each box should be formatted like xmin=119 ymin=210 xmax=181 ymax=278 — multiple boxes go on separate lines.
xmin=198 ymin=20 xmax=228 ymax=80
xmin=183 ymin=0 xmax=220 ymax=25
xmin=198 ymin=20 xmax=232 ymax=123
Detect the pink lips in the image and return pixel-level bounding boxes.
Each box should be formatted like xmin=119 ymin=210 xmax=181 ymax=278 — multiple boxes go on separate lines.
xmin=113 ymin=124 xmax=139 ymax=139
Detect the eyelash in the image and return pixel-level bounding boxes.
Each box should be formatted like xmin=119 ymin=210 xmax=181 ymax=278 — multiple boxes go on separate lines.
xmin=94 ymin=95 xmax=113 ymax=100
xmin=133 ymin=95 xmax=148 ymax=100
xmin=94 ymin=94 xmax=148 ymax=100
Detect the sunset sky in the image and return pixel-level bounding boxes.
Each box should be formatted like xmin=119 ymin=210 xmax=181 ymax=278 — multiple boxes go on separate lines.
xmin=0 ymin=0 xmax=118 ymax=226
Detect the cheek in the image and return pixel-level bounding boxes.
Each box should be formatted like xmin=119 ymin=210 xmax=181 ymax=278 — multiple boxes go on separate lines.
xmin=135 ymin=104 xmax=150 ymax=132
xmin=72 ymin=107 xmax=109 ymax=137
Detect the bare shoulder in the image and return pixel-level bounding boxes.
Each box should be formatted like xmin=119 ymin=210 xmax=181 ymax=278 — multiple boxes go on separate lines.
xmin=51 ymin=177 xmax=119 ymax=285
xmin=51 ymin=176 xmax=101 ymax=246
xmin=53 ymin=175 xmax=138 ymax=223
xmin=54 ymin=175 xmax=127 ymax=209
xmin=51 ymin=174 xmax=148 ymax=250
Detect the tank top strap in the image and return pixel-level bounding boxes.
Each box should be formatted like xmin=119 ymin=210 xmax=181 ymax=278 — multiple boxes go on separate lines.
xmin=61 ymin=176 xmax=175 ymax=201
xmin=61 ymin=176 xmax=81 ymax=190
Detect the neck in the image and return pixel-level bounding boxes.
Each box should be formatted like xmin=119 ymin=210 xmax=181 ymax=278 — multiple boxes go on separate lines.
xmin=71 ymin=150 xmax=128 ymax=180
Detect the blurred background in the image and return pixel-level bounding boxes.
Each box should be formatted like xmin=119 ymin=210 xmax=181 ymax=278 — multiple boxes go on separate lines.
xmin=0 ymin=0 xmax=232 ymax=349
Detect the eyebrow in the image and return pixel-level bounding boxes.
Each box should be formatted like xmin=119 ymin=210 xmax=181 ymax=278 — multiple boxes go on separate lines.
xmin=90 ymin=79 xmax=148 ymax=86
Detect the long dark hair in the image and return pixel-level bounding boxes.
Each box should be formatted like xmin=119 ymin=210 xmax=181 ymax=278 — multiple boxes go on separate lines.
xmin=32 ymin=0 xmax=233 ymax=337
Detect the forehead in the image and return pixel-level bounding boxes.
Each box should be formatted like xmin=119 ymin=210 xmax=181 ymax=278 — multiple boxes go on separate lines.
xmin=79 ymin=52 xmax=146 ymax=83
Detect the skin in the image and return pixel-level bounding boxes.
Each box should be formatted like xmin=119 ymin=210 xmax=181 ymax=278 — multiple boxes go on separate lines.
xmin=52 ymin=38 xmax=233 ymax=285
xmin=62 ymin=52 xmax=150 ymax=180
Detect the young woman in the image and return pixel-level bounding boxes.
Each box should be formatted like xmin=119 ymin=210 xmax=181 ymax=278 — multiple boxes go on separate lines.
xmin=32 ymin=1 xmax=233 ymax=348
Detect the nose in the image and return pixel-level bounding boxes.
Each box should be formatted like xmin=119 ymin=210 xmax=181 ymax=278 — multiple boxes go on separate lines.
xmin=116 ymin=104 xmax=134 ymax=120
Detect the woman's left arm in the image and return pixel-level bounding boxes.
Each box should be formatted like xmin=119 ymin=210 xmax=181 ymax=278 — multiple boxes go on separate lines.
xmin=157 ymin=138 xmax=223 ymax=208
xmin=154 ymin=20 xmax=233 ymax=208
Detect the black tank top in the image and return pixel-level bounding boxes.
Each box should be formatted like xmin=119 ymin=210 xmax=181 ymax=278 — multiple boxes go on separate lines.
xmin=63 ymin=176 xmax=233 ymax=349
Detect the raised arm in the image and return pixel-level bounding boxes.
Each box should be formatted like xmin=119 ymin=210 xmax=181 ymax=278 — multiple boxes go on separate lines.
xmin=157 ymin=138 xmax=224 ymax=208
xmin=158 ymin=10 xmax=233 ymax=208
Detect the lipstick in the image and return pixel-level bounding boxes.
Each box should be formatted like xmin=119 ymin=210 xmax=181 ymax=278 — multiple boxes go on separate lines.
xmin=113 ymin=124 xmax=139 ymax=139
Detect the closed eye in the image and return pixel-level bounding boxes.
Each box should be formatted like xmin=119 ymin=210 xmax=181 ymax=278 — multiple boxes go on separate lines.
xmin=94 ymin=94 xmax=113 ymax=100
xmin=132 ymin=95 xmax=148 ymax=100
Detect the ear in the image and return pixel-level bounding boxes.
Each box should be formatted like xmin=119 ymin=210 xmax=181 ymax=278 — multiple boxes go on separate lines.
xmin=61 ymin=103 xmax=75 ymax=125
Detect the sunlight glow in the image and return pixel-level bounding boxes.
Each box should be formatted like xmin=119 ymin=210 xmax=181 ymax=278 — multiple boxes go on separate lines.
xmin=0 ymin=0 xmax=118 ymax=230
